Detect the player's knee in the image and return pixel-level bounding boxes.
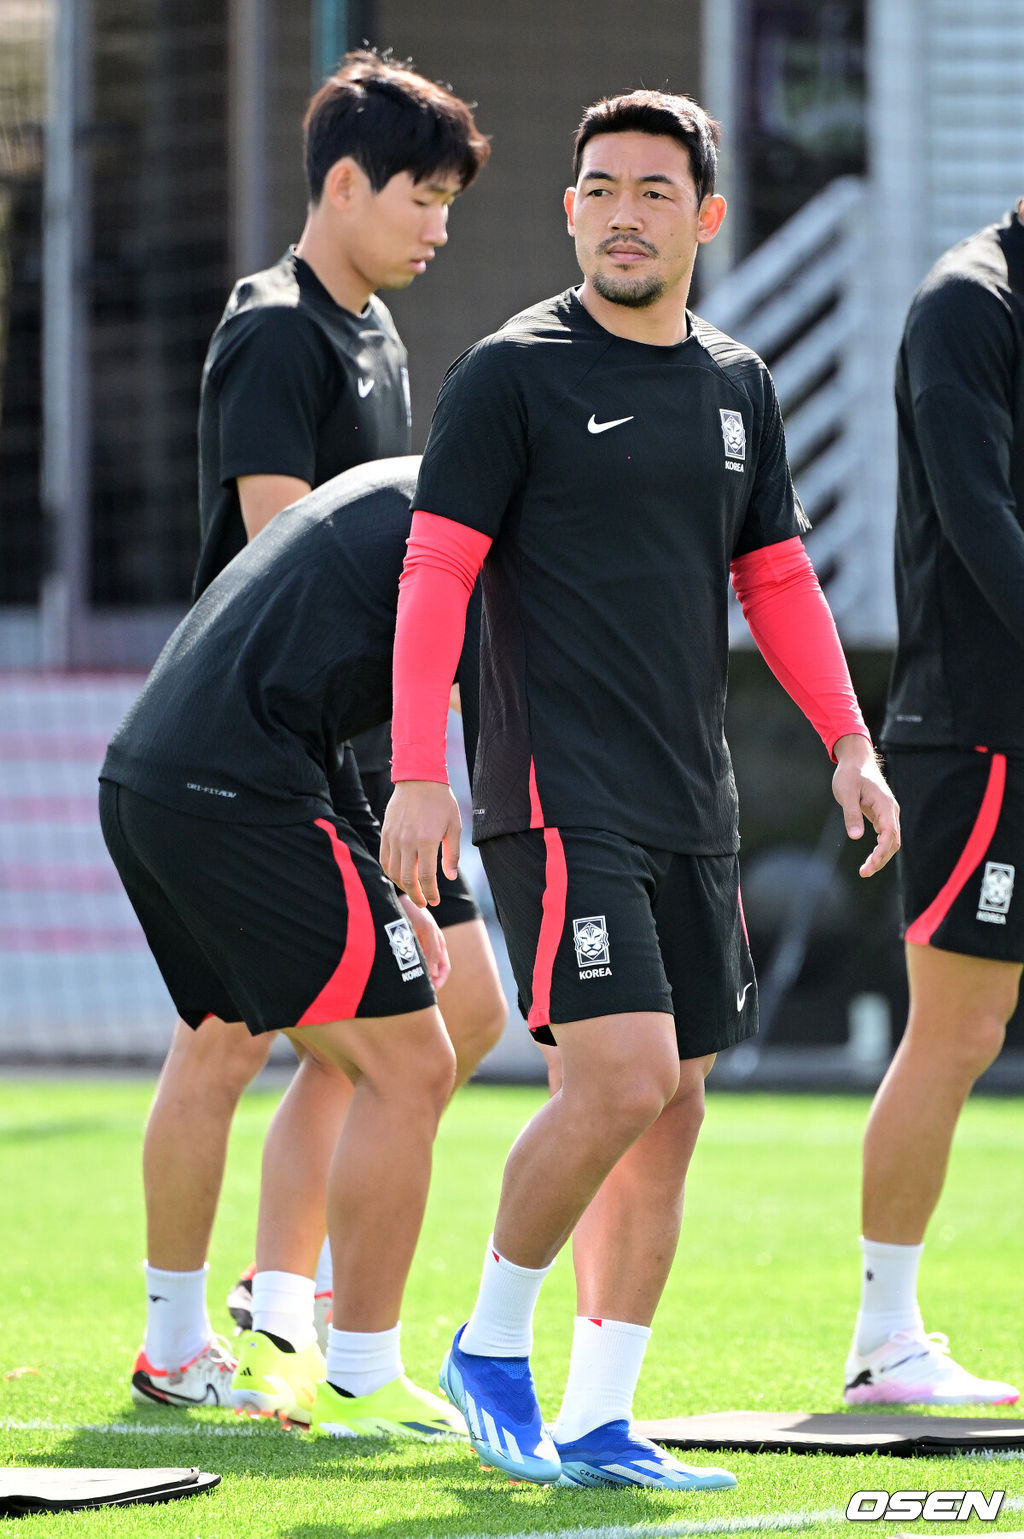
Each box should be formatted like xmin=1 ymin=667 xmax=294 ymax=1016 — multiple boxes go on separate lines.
xmin=956 ymin=1008 xmax=1009 ymax=1078
xmin=408 ymin=1031 xmax=459 ymax=1121
xmin=584 ymin=1057 xmax=680 ymax=1140
xmin=164 ymin=1019 xmax=270 ymax=1104
xmin=457 ymin=989 xmax=508 ymax=1068
xmin=211 ymin=1031 xmax=273 ymax=1098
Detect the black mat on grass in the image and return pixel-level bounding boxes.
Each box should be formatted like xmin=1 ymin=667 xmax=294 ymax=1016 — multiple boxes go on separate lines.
xmin=0 ymin=1467 xmax=220 ymax=1515
xmin=636 ymin=1410 xmax=1024 ymax=1456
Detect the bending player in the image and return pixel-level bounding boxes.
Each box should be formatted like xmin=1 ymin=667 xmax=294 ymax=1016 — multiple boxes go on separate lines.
xmin=133 ymin=51 xmax=500 ymax=1408
xmin=381 ymin=89 xmax=900 ymax=1490
xmin=105 ymin=458 xmax=482 ymax=1438
xmin=843 ymin=201 xmax=1024 ymax=1408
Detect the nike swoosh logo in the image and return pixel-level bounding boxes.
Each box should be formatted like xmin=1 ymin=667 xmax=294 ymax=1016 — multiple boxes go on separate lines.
xmin=736 ymin=981 xmax=753 ymax=1011
xmin=358 ymin=377 xmax=374 ymax=397
xmin=587 ymin=414 xmax=634 ymax=434
xmin=164 ymin=1382 xmax=218 ymax=1407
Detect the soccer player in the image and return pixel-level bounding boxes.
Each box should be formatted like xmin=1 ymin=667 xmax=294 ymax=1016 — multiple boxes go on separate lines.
xmin=381 ymin=90 xmax=900 ymax=1489
xmin=842 ymin=204 xmax=1024 ymax=1408
xmin=133 ymin=51 xmax=499 ymax=1410
xmin=105 ymin=457 xmax=482 ymax=1438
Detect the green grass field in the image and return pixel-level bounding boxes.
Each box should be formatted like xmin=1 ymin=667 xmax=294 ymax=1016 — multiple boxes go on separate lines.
xmin=2 ymin=1077 xmax=1023 ymax=1537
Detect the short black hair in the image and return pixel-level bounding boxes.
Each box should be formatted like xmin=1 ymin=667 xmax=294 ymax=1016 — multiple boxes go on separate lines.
xmin=304 ymin=50 xmax=490 ymax=203
xmin=573 ymin=90 xmax=720 ymax=205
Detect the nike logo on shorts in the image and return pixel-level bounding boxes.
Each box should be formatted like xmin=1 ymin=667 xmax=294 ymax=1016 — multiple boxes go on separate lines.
xmin=587 ymin=414 xmax=634 ymax=434
xmin=736 ymin=981 xmax=753 ymax=1011
xmin=358 ymin=377 xmax=375 ymax=397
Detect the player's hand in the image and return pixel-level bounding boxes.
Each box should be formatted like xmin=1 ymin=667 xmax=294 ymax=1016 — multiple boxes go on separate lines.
xmin=831 ymin=734 xmax=901 ymax=878
xmin=380 ymin=780 xmax=461 ymax=908
xmin=399 ymin=894 xmax=451 ymax=989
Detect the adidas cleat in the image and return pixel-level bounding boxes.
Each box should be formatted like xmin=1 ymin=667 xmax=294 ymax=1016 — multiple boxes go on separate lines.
xmin=555 ymin=1420 xmax=737 ymax=1489
xmin=439 ymin=1325 xmax=560 ymax=1484
xmin=131 ymin=1337 xmax=236 ymax=1408
xmin=844 ymin=1330 xmax=1020 ymax=1406
xmin=310 ymin=1374 xmax=467 ymax=1440
xmin=226 ymin=1264 xmax=256 ymax=1334
xmin=231 ymin=1330 xmax=325 ymax=1424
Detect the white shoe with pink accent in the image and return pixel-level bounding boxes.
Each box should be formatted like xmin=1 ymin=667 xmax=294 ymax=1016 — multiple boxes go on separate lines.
xmin=844 ymin=1330 xmax=1019 ymax=1406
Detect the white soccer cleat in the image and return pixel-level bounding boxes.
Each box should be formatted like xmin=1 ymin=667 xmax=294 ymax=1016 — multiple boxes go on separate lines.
xmin=844 ymin=1330 xmax=1020 ymax=1406
xmin=131 ymin=1336 xmax=237 ymax=1408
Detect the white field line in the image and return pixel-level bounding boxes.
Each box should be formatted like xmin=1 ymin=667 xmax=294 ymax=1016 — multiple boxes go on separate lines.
xmin=1 ymin=1418 xmax=281 ymax=1437
xmin=2 ymin=1423 xmax=1022 ymax=1539
xmin=4 ymin=1420 xmax=1022 ymax=1458
xmin=443 ymin=1495 xmax=1024 ymax=1539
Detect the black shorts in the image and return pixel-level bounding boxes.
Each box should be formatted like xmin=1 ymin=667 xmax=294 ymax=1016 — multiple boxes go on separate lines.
xmin=359 ymin=768 xmax=481 ymax=930
xmin=99 ymin=781 xmax=436 ymax=1035
xmin=886 ymin=747 xmax=1024 ymax=963
xmin=478 ymin=827 xmax=757 ymax=1058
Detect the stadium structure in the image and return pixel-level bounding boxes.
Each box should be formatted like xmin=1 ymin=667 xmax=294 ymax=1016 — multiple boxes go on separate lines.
xmin=1 ymin=0 xmax=1022 ymax=1078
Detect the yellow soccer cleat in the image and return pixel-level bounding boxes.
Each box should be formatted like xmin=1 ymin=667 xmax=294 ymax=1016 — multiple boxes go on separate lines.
xmin=309 ymin=1373 xmax=468 ymax=1441
xmin=230 ymin=1330 xmax=326 ymax=1425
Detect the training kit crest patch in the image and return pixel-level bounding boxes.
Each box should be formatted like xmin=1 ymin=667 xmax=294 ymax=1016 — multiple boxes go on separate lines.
xmin=719 ymin=408 xmax=746 ymax=471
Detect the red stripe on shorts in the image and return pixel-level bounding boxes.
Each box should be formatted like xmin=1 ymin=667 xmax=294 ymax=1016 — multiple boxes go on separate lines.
xmin=905 ymin=752 xmax=1007 ymax=946
xmin=297 ymin=820 xmax=377 ymax=1024
xmin=528 ymin=829 xmax=568 ymax=1032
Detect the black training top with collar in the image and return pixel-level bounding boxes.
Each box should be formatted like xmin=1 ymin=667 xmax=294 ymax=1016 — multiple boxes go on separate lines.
xmin=194 ymin=248 xmax=410 ymax=600
xmin=883 ymin=208 xmax=1024 ymax=754
xmin=193 ymin=247 xmax=411 ymax=776
xmin=414 ymin=287 xmax=808 ymax=855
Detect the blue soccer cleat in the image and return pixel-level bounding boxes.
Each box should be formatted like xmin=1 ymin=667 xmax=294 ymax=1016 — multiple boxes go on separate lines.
xmin=555 ymin=1419 xmax=738 ymax=1489
xmin=439 ymin=1325 xmax=561 ymax=1484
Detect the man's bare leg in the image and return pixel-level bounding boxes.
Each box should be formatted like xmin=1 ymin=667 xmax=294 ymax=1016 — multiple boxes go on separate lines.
xmin=862 ymin=944 xmax=1020 ymax=1243
xmin=255 ymin=1046 xmax=353 ymax=1282
xmin=569 ymin=1054 xmax=714 ymax=1324
xmin=231 ymin=1005 xmax=456 ymax=1421
xmin=435 ymin=918 xmax=507 ymax=1087
xmin=280 ymin=1006 xmax=456 ymax=1332
xmin=532 ymin=1050 xmax=715 ymax=1446
xmin=447 ymin=1017 xmax=735 ymax=1488
xmin=489 ymin=1011 xmax=680 ymax=1271
xmin=144 ymin=1017 xmax=272 ymax=1270
xmin=304 ymin=919 xmax=505 ymax=1323
xmin=134 ymin=1016 xmax=271 ymax=1392
xmin=846 ymin=943 xmax=1021 ymax=1404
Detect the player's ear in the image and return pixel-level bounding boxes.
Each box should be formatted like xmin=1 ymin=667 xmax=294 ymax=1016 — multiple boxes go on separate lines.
xmin=322 ymin=156 xmax=360 ymax=212
xmin=697 ymin=194 xmax=727 ymax=245
xmin=564 ymin=186 xmax=577 ymax=236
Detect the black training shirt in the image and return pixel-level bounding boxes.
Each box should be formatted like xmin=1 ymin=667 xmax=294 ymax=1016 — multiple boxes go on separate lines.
xmin=882 ymin=209 xmax=1024 ymax=753
xmin=415 ymin=288 xmax=808 ymax=854
xmin=194 ymin=250 xmax=411 ymax=602
xmin=102 ymin=460 xmax=421 ymax=828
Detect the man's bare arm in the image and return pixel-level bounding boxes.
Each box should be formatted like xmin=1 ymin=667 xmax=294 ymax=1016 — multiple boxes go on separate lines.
xmin=237 ymin=474 xmax=312 ymax=541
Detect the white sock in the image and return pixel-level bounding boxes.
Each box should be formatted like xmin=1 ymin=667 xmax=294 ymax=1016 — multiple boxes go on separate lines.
xmin=854 ymin=1237 xmax=925 ymax=1354
xmin=143 ymin=1262 xmax=213 ymax=1370
xmin=552 ymin=1316 xmax=652 ymax=1443
xmin=326 ymin=1323 xmax=402 ymax=1397
xmin=459 ymin=1237 xmax=553 ymax=1358
xmin=251 ymin=1270 xmax=317 ymax=1352
xmin=314 ymin=1238 xmax=332 ymax=1296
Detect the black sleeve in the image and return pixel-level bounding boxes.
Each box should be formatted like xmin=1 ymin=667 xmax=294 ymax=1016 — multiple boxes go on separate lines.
xmin=732 ymin=366 xmax=810 ymax=558
xmin=414 ymin=338 xmax=529 ymax=537
xmin=327 ymin=742 xmax=381 ymax=860
xmin=214 ymin=310 xmax=330 ymax=486
xmin=904 ymin=276 xmax=1024 ymax=647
